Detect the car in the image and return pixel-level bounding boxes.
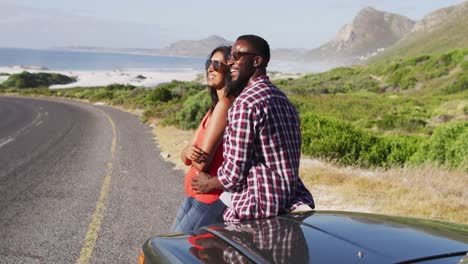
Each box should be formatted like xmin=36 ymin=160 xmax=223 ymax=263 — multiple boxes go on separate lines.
xmin=139 ymin=210 xmax=468 ymax=263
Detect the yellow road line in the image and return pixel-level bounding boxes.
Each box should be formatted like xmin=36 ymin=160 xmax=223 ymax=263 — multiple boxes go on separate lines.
xmin=77 ymin=110 xmax=117 ymax=264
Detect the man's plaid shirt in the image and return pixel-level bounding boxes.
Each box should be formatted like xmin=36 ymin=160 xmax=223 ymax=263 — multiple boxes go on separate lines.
xmin=218 ymin=75 xmax=314 ymax=222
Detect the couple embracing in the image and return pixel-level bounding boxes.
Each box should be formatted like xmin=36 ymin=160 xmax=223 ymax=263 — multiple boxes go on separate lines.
xmin=171 ymin=35 xmax=314 ymax=233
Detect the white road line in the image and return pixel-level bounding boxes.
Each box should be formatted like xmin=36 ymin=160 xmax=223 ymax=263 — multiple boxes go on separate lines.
xmin=0 ymin=138 xmax=15 ymax=149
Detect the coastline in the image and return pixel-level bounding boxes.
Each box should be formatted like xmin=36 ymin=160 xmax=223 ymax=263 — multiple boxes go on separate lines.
xmin=0 ymin=66 xmax=307 ymax=89
xmin=0 ymin=66 xmax=201 ymax=88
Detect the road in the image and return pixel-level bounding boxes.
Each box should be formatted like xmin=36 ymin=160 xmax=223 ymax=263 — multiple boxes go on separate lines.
xmin=0 ymin=96 xmax=184 ymax=263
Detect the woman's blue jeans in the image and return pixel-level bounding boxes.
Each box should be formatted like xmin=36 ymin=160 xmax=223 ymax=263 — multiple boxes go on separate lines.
xmin=170 ymin=196 xmax=226 ymax=233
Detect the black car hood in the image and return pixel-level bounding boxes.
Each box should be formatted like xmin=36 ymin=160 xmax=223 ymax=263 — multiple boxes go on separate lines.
xmin=144 ymin=211 xmax=468 ymax=263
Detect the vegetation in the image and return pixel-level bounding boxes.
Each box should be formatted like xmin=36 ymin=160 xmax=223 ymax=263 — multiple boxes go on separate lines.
xmin=1 ymin=50 xmax=467 ymax=172
xmin=0 ymin=71 xmax=76 ymax=89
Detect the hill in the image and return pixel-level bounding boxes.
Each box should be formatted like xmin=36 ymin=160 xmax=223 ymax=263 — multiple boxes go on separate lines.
xmin=158 ymin=35 xmax=233 ymax=57
xmin=305 ymin=7 xmax=415 ymax=63
xmin=371 ymin=1 xmax=468 ymax=61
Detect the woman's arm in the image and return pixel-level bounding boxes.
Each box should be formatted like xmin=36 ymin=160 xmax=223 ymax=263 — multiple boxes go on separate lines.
xmin=191 ymin=97 xmax=233 ymax=171
xmin=180 ymin=119 xmax=204 ymax=166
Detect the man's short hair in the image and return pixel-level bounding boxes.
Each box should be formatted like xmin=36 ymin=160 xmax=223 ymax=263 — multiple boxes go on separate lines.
xmin=237 ymin=35 xmax=270 ymax=67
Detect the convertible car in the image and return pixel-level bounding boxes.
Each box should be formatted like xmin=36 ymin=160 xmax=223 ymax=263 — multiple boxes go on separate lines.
xmin=139 ymin=211 xmax=468 ymax=263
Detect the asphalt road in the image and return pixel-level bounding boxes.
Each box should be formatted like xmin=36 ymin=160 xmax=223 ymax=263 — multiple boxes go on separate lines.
xmin=0 ymin=96 xmax=184 ymax=263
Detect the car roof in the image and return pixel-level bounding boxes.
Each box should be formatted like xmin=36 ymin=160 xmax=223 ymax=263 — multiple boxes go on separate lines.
xmin=144 ymin=211 xmax=468 ymax=263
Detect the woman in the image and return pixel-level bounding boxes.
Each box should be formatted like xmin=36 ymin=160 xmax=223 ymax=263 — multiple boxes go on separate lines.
xmin=171 ymin=46 xmax=233 ymax=233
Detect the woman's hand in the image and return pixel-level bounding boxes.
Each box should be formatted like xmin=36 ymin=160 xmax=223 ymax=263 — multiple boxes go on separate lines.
xmin=184 ymin=145 xmax=208 ymax=163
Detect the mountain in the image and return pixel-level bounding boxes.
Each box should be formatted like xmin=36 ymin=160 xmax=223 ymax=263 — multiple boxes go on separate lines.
xmin=158 ymin=35 xmax=233 ymax=57
xmin=305 ymin=7 xmax=415 ymax=63
xmin=371 ymin=0 xmax=468 ymax=61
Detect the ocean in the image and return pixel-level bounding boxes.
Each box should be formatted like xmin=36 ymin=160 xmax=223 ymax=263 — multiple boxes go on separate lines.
xmin=0 ymin=48 xmax=205 ymax=72
xmin=0 ymin=47 xmax=338 ymax=74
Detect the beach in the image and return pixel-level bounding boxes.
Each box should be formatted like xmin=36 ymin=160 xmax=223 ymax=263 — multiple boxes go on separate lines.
xmin=0 ymin=65 xmax=307 ymax=89
xmin=0 ymin=66 xmax=201 ymax=88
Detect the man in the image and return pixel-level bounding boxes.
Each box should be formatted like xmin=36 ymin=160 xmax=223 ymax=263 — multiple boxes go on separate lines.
xmin=192 ymin=35 xmax=314 ymax=222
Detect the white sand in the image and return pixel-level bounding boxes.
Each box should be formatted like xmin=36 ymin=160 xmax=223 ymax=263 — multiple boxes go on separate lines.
xmin=0 ymin=66 xmax=201 ymax=89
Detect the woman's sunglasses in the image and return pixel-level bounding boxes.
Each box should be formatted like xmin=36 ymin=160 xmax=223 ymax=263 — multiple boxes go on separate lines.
xmin=205 ymin=59 xmax=225 ymax=72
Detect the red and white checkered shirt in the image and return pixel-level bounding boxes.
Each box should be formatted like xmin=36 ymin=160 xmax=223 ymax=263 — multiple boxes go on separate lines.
xmin=218 ymin=75 xmax=314 ymax=222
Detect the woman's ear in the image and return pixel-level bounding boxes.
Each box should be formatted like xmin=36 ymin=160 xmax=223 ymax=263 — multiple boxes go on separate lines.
xmin=253 ymin=56 xmax=263 ymax=68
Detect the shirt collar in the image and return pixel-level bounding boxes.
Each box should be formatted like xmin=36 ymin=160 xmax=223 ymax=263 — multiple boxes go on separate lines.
xmin=247 ymin=75 xmax=270 ymax=88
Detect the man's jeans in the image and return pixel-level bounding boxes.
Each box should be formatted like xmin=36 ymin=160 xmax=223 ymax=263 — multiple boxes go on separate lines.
xmin=171 ymin=196 xmax=226 ymax=233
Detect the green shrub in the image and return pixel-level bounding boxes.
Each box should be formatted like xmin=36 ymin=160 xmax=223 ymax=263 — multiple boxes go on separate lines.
xmin=2 ymin=71 xmax=76 ymax=88
xmin=449 ymin=129 xmax=468 ymax=171
xmin=301 ymin=113 xmax=422 ymax=167
xmin=444 ymin=72 xmax=468 ymax=94
xmin=364 ymin=135 xmax=422 ymax=167
xmin=411 ymin=121 xmax=468 ymax=170
xmin=105 ymin=83 xmax=136 ymax=91
xmin=148 ymin=87 xmax=173 ymax=103
xmin=155 ymin=80 xmax=205 ymax=99
xmin=301 ymin=113 xmax=376 ymax=166
xmin=176 ymin=90 xmax=210 ymax=130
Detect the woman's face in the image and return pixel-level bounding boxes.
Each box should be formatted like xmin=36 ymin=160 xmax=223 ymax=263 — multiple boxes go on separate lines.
xmin=206 ymin=51 xmax=227 ymax=90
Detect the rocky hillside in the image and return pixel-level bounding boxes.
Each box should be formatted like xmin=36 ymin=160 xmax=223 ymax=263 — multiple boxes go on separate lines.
xmin=158 ymin=35 xmax=233 ymax=57
xmin=305 ymin=7 xmax=415 ymax=62
xmin=372 ymin=0 xmax=468 ymax=61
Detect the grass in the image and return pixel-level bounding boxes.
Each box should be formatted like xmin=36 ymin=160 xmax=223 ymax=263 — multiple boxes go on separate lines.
xmin=300 ymin=160 xmax=468 ymax=224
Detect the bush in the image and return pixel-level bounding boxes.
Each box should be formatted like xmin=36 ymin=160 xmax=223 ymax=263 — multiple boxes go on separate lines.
xmin=148 ymin=87 xmax=173 ymax=103
xmin=1 ymin=71 xmax=76 ymax=88
xmin=444 ymin=72 xmax=468 ymax=94
xmin=105 ymin=83 xmax=136 ymax=91
xmin=301 ymin=113 xmax=422 ymax=167
xmin=301 ymin=113 xmax=376 ymax=166
xmin=176 ymin=90 xmax=211 ymax=130
xmin=411 ymin=121 xmax=468 ymax=170
xmin=363 ymin=135 xmax=422 ymax=167
xmin=370 ymin=107 xmax=428 ymax=133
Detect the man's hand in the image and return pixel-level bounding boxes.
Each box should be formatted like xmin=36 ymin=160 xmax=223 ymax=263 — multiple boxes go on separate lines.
xmin=192 ymin=171 xmax=224 ymax=194
xmin=192 ymin=171 xmax=214 ymax=194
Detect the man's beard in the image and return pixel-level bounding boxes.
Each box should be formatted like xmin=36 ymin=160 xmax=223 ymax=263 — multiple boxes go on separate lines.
xmin=227 ymin=73 xmax=250 ymax=97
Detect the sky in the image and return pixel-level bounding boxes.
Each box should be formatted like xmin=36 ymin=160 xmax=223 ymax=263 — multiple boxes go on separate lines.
xmin=0 ymin=0 xmax=466 ymax=49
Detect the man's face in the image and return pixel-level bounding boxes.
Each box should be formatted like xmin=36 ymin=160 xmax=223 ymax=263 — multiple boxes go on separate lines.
xmin=227 ymin=40 xmax=256 ymax=92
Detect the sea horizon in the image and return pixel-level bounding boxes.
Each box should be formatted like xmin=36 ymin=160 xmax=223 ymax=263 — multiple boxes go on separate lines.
xmin=0 ymin=47 xmax=205 ymax=72
xmin=0 ymin=47 xmax=339 ymax=74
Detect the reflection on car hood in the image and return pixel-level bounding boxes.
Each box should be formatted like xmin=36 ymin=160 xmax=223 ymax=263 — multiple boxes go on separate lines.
xmin=143 ymin=211 xmax=468 ymax=263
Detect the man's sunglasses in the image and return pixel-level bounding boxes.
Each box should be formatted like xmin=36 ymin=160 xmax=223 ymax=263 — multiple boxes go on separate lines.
xmin=229 ymin=51 xmax=258 ymax=61
xmin=205 ymin=59 xmax=225 ymax=72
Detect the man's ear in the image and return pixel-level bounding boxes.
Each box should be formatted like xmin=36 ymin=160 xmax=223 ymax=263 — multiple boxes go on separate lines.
xmin=253 ymin=56 xmax=263 ymax=67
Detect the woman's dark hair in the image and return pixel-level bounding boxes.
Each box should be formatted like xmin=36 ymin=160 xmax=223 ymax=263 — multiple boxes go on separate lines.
xmin=207 ymin=45 xmax=231 ymax=110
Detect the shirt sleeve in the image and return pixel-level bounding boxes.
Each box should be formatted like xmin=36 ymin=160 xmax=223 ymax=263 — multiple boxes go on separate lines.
xmin=217 ymin=100 xmax=254 ymax=192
